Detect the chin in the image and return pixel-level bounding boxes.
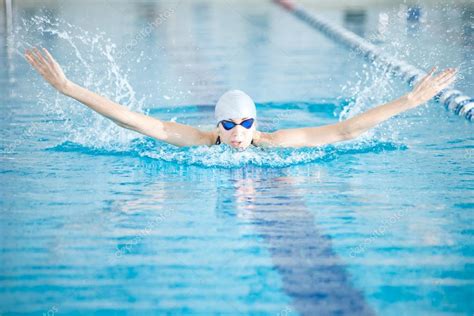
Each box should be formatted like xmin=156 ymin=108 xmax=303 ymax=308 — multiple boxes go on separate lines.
xmin=230 ymin=143 xmax=249 ymax=151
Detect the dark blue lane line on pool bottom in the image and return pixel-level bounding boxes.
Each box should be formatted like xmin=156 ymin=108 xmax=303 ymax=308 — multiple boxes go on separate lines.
xmin=226 ymin=172 xmax=375 ymax=316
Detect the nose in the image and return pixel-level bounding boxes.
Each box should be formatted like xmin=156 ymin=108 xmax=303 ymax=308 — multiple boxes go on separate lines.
xmin=231 ymin=125 xmax=245 ymax=138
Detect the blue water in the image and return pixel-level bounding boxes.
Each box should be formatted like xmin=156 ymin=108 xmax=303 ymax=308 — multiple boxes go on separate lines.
xmin=1 ymin=1 xmax=473 ymax=315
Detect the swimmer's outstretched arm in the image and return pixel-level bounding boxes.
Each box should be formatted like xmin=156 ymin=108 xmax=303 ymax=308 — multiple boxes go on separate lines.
xmin=24 ymin=47 xmax=215 ymax=147
xmin=257 ymin=67 xmax=457 ymax=148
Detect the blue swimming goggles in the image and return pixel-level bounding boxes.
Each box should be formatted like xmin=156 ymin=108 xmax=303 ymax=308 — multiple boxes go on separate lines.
xmin=218 ymin=118 xmax=255 ymax=130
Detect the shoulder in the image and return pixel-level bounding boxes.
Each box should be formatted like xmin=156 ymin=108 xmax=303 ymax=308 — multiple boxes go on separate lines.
xmin=201 ymin=129 xmax=218 ymax=146
xmin=252 ymin=129 xmax=307 ymax=148
xmin=252 ymin=130 xmax=279 ymax=147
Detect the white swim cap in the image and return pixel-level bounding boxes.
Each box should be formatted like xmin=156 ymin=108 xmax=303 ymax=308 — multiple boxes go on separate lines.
xmin=215 ymin=90 xmax=257 ymax=123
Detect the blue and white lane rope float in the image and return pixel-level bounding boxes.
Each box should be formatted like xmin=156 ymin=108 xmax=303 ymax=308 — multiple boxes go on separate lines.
xmin=273 ymin=0 xmax=474 ymax=122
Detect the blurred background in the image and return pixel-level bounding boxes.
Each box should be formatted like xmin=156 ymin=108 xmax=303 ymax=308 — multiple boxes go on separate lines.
xmin=1 ymin=0 xmax=473 ymax=106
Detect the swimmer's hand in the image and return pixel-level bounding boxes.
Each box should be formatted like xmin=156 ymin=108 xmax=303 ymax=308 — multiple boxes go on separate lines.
xmin=24 ymin=47 xmax=70 ymax=94
xmin=406 ymin=67 xmax=458 ymax=107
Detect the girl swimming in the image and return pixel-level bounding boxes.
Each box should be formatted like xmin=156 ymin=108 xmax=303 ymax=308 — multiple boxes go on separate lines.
xmin=25 ymin=47 xmax=457 ymax=151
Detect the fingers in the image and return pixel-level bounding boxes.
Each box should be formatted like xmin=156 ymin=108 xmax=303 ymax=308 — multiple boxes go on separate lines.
xmin=25 ymin=47 xmax=48 ymax=68
xmin=42 ymin=47 xmax=56 ymax=67
xmin=25 ymin=50 xmax=43 ymax=73
xmin=436 ymin=68 xmax=457 ymax=88
xmin=436 ymin=68 xmax=457 ymax=83
xmin=24 ymin=53 xmax=39 ymax=70
xmin=25 ymin=49 xmax=38 ymax=65
xmin=25 ymin=49 xmax=40 ymax=66
xmin=33 ymin=47 xmax=48 ymax=66
xmin=422 ymin=66 xmax=437 ymax=81
xmin=420 ymin=68 xmax=457 ymax=98
xmin=430 ymin=68 xmax=456 ymax=88
xmin=413 ymin=66 xmax=437 ymax=90
xmin=35 ymin=48 xmax=54 ymax=73
xmin=411 ymin=67 xmax=458 ymax=102
xmin=417 ymin=71 xmax=433 ymax=87
xmin=418 ymin=67 xmax=457 ymax=91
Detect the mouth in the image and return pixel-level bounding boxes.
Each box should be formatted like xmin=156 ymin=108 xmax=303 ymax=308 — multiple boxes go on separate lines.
xmin=230 ymin=140 xmax=242 ymax=147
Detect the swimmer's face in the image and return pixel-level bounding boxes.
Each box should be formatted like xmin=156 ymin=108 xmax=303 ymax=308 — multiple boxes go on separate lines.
xmin=218 ymin=117 xmax=256 ymax=150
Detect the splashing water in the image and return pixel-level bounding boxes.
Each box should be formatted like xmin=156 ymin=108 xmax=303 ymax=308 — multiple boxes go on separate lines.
xmin=14 ymin=14 xmax=145 ymax=150
xmin=47 ymin=137 xmax=406 ymax=168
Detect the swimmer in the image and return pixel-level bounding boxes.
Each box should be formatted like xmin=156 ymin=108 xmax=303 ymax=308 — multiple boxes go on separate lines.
xmin=25 ymin=47 xmax=457 ymax=150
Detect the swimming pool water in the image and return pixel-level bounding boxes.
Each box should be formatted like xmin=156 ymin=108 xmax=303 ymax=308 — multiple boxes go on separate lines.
xmin=1 ymin=1 xmax=473 ymax=315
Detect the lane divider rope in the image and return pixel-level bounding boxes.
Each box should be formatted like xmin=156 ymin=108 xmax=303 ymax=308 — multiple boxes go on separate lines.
xmin=273 ymin=0 xmax=474 ymax=121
